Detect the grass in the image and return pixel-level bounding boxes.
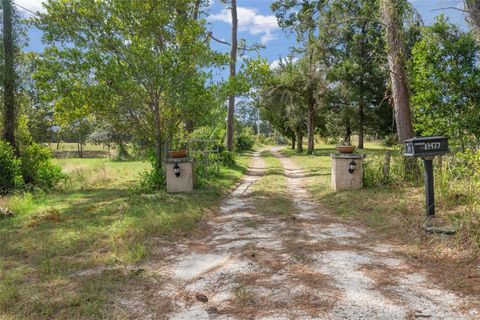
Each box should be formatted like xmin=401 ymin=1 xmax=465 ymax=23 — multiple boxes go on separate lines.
xmin=0 ymin=150 xmax=251 ymax=319
xmin=250 ymin=150 xmax=294 ymax=217
xmin=285 ymin=140 xmax=480 ymax=296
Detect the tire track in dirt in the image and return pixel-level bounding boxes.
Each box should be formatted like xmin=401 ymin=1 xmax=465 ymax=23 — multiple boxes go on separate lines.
xmin=274 ymin=147 xmax=478 ymax=320
xmin=115 ymin=147 xmax=478 ymax=319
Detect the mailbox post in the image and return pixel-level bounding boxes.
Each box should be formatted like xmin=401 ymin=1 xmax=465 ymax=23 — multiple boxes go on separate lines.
xmin=404 ymin=136 xmax=449 ymax=218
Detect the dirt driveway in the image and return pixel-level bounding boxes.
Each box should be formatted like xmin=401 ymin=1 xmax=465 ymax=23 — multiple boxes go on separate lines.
xmin=118 ymin=147 xmax=479 ymax=319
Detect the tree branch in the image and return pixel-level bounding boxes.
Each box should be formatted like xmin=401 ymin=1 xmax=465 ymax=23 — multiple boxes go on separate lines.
xmin=207 ymin=31 xmax=231 ymax=46
xmin=431 ymin=7 xmax=471 ymax=14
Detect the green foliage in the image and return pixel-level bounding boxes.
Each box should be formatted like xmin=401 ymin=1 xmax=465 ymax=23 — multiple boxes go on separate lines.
xmin=235 ymin=127 xmax=256 ymax=151
xmin=21 ymin=143 xmax=65 ymax=190
xmin=450 ymin=149 xmax=480 ymax=181
xmin=383 ymin=134 xmax=398 ymax=147
xmin=219 ymin=150 xmax=236 ymax=166
xmin=256 ymin=134 xmax=274 ymax=145
xmin=132 ymin=168 xmax=166 ymax=194
xmin=0 ymin=141 xmax=23 ymax=194
xmin=131 ymin=149 xmax=166 ymax=193
xmin=363 ymin=151 xmax=421 ymax=188
xmin=16 ymin=114 xmax=33 ymax=148
xmin=33 ymin=0 xmax=227 ymax=167
xmin=411 ymin=16 xmax=480 ymax=142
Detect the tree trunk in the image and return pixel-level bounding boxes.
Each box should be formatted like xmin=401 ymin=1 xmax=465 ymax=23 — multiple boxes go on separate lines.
xmin=344 ymin=122 xmax=352 ymax=143
xmin=358 ymin=103 xmax=365 ymax=149
xmin=226 ymin=0 xmax=237 ymax=151
xmin=193 ymin=0 xmax=202 ymax=20
xmin=77 ymin=135 xmax=84 ymax=158
xmin=291 ymin=132 xmax=296 ymax=150
xmin=153 ymin=100 xmax=162 ymax=171
xmin=465 ymin=1 xmax=480 ymax=43
xmin=296 ymin=128 xmax=303 ymax=152
xmin=2 ymin=0 xmax=17 ymax=154
xmin=380 ymin=0 xmax=414 ymax=143
xmin=307 ymin=104 xmax=315 ymax=155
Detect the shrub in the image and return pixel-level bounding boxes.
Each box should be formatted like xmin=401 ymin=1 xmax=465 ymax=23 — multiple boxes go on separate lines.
xmin=131 ymin=168 xmax=165 ymax=194
xmin=256 ymin=134 xmax=274 ymax=146
xmin=131 ymin=150 xmax=165 ymax=193
xmin=325 ymin=137 xmax=339 ymax=145
xmin=21 ymin=143 xmax=65 ymax=190
xmin=235 ymin=128 xmax=255 ymax=151
xmin=383 ymin=134 xmax=398 ymax=147
xmin=219 ymin=150 xmax=236 ymax=166
xmin=0 ymin=141 xmax=23 ymax=194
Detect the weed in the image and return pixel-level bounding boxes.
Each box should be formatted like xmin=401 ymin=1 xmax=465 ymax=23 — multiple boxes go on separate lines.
xmin=233 ymin=285 xmax=255 ymax=306
xmin=243 ymin=219 xmax=257 ymax=228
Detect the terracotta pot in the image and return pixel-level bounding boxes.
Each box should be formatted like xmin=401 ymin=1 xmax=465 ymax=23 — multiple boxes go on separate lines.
xmin=336 ymin=145 xmax=356 ymax=154
xmin=169 ymin=150 xmax=188 ymax=158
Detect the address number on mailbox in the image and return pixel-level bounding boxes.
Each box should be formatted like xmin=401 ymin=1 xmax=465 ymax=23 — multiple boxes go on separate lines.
xmin=404 ymin=136 xmax=449 ymax=157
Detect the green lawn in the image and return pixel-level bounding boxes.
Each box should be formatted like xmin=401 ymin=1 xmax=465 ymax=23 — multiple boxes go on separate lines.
xmin=0 ymin=153 xmax=251 ymax=319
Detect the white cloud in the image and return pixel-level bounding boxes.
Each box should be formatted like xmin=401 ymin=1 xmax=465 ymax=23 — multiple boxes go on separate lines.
xmin=209 ymin=6 xmax=279 ymax=44
xmin=270 ymin=57 xmax=299 ymax=69
xmin=270 ymin=59 xmax=282 ymax=69
xmin=15 ymin=0 xmax=45 ymax=15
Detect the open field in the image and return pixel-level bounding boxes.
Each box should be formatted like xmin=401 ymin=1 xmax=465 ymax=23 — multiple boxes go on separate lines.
xmin=0 ymin=152 xmax=251 ymax=319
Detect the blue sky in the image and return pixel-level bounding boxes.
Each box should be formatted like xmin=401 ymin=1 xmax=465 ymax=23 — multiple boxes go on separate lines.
xmin=18 ymin=0 xmax=468 ymax=77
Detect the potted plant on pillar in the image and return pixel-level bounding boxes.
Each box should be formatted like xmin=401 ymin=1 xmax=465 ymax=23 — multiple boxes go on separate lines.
xmin=169 ymin=141 xmax=188 ymax=158
xmin=336 ymin=140 xmax=356 ymax=154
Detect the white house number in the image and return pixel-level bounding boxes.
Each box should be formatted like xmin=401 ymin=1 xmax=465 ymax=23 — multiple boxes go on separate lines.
xmin=424 ymin=142 xmax=441 ymax=150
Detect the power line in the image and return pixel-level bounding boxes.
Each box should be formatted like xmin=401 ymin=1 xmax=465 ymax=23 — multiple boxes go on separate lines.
xmin=13 ymin=1 xmax=39 ymax=16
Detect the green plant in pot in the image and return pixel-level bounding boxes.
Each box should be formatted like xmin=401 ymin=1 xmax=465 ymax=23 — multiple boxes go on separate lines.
xmin=336 ymin=140 xmax=356 ymax=154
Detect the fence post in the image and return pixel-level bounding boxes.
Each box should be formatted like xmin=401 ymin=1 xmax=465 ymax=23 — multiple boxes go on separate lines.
xmin=383 ymin=151 xmax=391 ymax=181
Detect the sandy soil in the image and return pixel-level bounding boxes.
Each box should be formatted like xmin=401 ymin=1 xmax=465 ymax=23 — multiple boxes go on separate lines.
xmin=115 ymin=148 xmax=479 ymax=320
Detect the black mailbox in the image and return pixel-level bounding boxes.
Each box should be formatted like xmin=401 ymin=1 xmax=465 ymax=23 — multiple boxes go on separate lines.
xmin=404 ymin=136 xmax=449 ymax=220
xmin=404 ymin=136 xmax=449 ymax=158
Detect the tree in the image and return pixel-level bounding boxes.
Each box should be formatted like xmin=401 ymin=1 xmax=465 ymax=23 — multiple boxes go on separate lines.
xmin=465 ymin=1 xmax=480 ymax=42
xmin=272 ymin=0 xmax=326 ymax=154
xmin=34 ymin=0 xmax=224 ymax=174
xmin=226 ymin=0 xmax=237 ymax=151
xmin=2 ymin=0 xmax=16 ymax=152
xmin=320 ymin=0 xmax=388 ymax=149
xmin=410 ymin=16 xmax=480 ymax=148
xmin=258 ymin=59 xmax=308 ymax=152
xmin=380 ymin=0 xmax=414 ymax=143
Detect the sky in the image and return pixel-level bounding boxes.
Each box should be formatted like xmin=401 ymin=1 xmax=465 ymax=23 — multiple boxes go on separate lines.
xmin=16 ymin=0 xmax=468 ymax=78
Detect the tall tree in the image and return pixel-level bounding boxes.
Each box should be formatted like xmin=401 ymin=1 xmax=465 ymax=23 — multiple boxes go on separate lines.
xmin=35 ymin=0 xmax=223 ymax=173
xmin=2 ymin=0 xmax=17 ymax=152
xmin=410 ymin=16 xmax=480 ymax=148
xmin=226 ymin=0 xmax=238 ymax=151
xmin=465 ymin=1 xmax=480 ymax=42
xmin=272 ymin=0 xmax=326 ymax=154
xmin=380 ymin=0 xmax=414 ymax=142
xmin=320 ymin=0 xmax=387 ymax=149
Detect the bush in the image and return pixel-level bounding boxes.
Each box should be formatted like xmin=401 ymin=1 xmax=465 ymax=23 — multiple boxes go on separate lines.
xmin=21 ymin=143 xmax=65 ymax=190
xmin=325 ymin=137 xmax=339 ymax=145
xmin=0 ymin=141 xmax=23 ymax=194
xmin=219 ymin=150 xmax=236 ymax=166
xmin=235 ymin=128 xmax=255 ymax=151
xmin=131 ymin=150 xmax=165 ymax=193
xmin=383 ymin=134 xmax=398 ymax=147
xmin=132 ymin=167 xmax=165 ymax=194
xmin=256 ymin=134 xmax=274 ymax=146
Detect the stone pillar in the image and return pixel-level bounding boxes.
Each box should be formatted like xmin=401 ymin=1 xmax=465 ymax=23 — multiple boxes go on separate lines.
xmin=331 ymin=153 xmax=364 ymax=191
xmin=164 ymin=158 xmax=195 ymax=193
